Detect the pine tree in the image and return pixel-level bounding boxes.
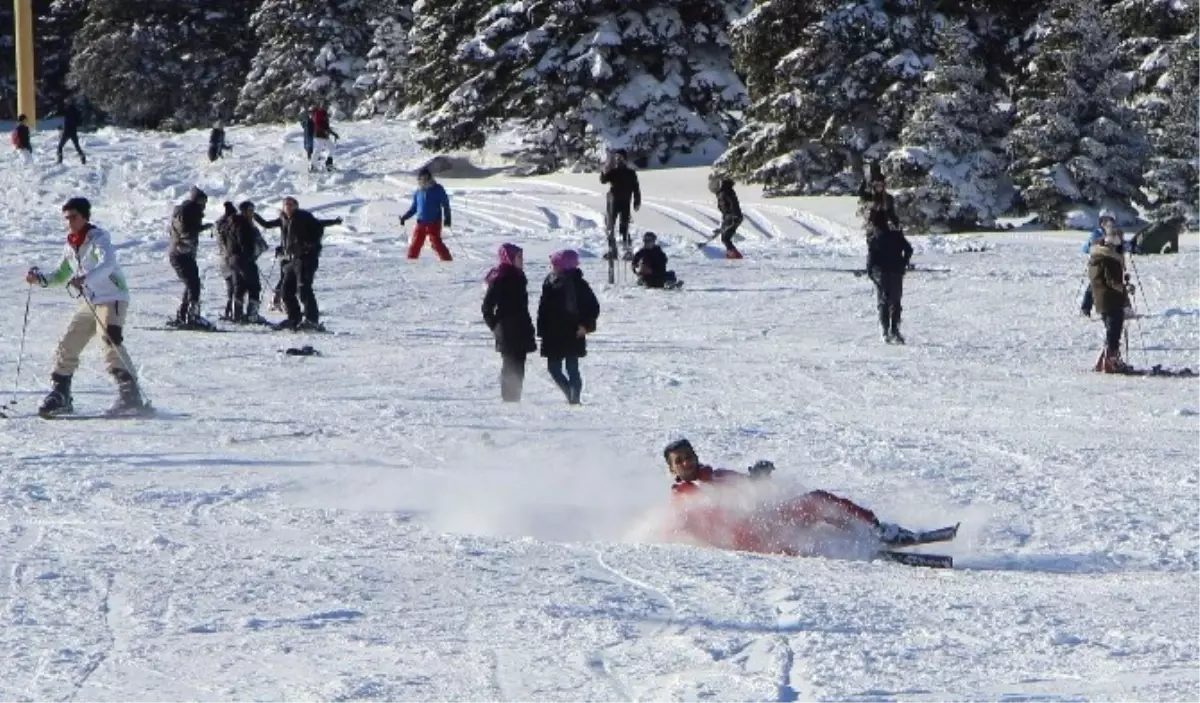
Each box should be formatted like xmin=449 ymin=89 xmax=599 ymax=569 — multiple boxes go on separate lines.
xmin=238 ymin=0 xmax=373 ymax=124
xmin=68 ymin=0 xmax=256 ymax=129
xmin=353 ymin=1 xmax=413 ymax=119
xmin=1007 ymin=0 xmax=1149 ymax=227
xmin=0 ymin=4 xmax=15 ymax=120
xmin=717 ymin=0 xmax=939 ymax=196
xmin=415 ymin=0 xmax=749 ymax=171
xmin=36 ymin=0 xmax=89 ymax=116
xmin=882 ymin=21 xmax=1011 ymax=232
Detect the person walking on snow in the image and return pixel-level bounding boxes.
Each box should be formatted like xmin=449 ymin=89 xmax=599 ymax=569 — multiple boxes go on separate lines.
xmin=710 ymin=176 xmax=744 ymax=259
xmin=1088 ymin=229 xmax=1134 ymax=373
xmin=24 ymin=197 xmax=146 ymax=417
xmin=11 ymin=114 xmax=32 ymax=166
xmin=400 ymin=167 xmax=453 ymax=261
xmin=1079 ymin=209 xmax=1129 ymax=318
xmin=208 ymin=123 xmax=231 ymax=162
xmin=300 ymin=109 xmax=315 ymax=162
xmin=867 ymin=223 xmax=913 ymax=344
xmin=219 ymin=201 xmax=270 ymax=323
xmin=167 ymin=186 xmax=215 ymax=329
xmin=482 ymin=243 xmax=537 ymax=402
xmin=600 ymin=149 xmax=641 ymax=260
xmin=255 ymin=196 xmax=342 ymax=330
xmin=308 ymin=105 xmax=339 ymax=172
xmin=537 ymin=249 xmax=600 ymax=405
xmin=57 ymin=100 xmax=86 ymax=165
xmin=631 ymin=232 xmax=678 ymax=288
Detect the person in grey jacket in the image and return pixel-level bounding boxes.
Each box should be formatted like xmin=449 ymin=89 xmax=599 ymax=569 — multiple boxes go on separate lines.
xmin=167 ymin=186 xmax=214 ymax=329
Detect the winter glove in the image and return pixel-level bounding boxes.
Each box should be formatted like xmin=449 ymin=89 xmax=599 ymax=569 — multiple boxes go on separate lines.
xmin=24 ymin=267 xmax=45 ymax=286
xmin=68 ymin=275 xmax=86 ymax=291
xmin=274 ymin=246 xmax=284 ymax=259
xmin=748 ymin=460 xmax=775 ymax=479
xmin=333 ymin=217 xmax=343 ymax=226
xmin=399 ymin=216 xmax=407 ymax=226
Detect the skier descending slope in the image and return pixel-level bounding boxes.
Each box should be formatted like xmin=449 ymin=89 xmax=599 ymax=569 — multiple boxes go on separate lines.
xmin=24 ymin=197 xmax=148 ymax=418
xmin=660 ymin=439 xmax=956 ymax=566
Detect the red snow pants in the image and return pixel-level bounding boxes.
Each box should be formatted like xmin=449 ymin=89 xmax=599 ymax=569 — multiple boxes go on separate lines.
xmin=407 ymin=221 xmax=453 ymax=261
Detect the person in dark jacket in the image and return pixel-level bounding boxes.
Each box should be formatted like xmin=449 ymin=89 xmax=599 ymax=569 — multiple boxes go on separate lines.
xmin=166 ymin=186 xmax=214 ymax=329
xmin=482 ymin=243 xmax=537 ymax=402
xmin=537 ymin=249 xmax=600 ymax=405
xmin=631 ymin=232 xmax=678 ymax=288
xmin=300 ymin=109 xmax=315 ymax=161
xmin=1088 ymin=230 xmax=1133 ymax=373
xmin=711 ymin=176 xmax=744 ymax=259
xmin=599 ymin=149 xmax=641 ymax=259
xmin=255 ymin=196 xmax=342 ymax=330
xmin=220 ymin=201 xmax=269 ymax=323
xmin=208 ymin=124 xmax=231 ymax=162
xmin=12 ymin=114 xmax=32 ymax=166
xmin=858 ymin=174 xmax=901 ymax=235
xmin=866 ymin=226 xmax=913 ymax=344
xmin=57 ymin=101 xmax=86 ymax=164
xmin=214 ymin=201 xmax=239 ymax=320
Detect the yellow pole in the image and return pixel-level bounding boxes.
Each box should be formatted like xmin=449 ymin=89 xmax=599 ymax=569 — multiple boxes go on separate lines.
xmin=14 ymin=0 xmax=36 ymax=128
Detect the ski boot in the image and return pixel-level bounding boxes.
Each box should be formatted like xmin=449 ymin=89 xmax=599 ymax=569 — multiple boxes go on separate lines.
xmin=724 ymin=248 xmax=743 ymax=260
xmin=37 ymin=373 xmax=74 ymax=417
xmin=889 ymin=309 xmax=905 ymax=345
xmin=244 ymin=300 xmax=270 ymax=325
xmin=297 ymin=319 xmax=326 ymax=333
xmin=325 ymin=156 xmax=335 ymax=172
xmin=879 ymin=309 xmax=892 ymax=343
xmin=184 ymin=302 xmax=217 ymax=330
xmin=108 ymin=369 xmax=148 ymax=416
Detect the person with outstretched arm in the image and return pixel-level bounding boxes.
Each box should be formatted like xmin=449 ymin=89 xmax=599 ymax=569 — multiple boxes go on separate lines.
xmin=255 ymin=196 xmax=342 ymax=331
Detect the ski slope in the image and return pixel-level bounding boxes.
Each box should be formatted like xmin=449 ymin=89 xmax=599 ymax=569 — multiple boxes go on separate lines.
xmin=0 ymin=121 xmax=1197 ymax=702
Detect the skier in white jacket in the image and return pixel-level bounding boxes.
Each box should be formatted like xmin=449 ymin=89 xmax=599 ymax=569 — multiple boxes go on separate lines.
xmin=24 ymin=197 xmax=147 ymax=417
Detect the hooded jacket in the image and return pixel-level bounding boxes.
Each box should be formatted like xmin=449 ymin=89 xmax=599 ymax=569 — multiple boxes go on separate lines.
xmin=1087 ymin=243 xmax=1129 ymax=315
xmin=38 ymin=224 xmax=130 ymax=303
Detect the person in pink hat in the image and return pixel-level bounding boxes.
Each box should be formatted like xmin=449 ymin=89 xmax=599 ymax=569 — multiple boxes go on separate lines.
xmin=482 ymin=243 xmax=536 ymax=401
xmin=536 ymin=249 xmax=600 ymax=405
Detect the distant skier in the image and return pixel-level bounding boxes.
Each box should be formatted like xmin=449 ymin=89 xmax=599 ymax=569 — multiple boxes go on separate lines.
xmin=711 ymin=176 xmax=744 ymax=259
xmin=630 ymin=232 xmax=678 ymax=288
xmin=11 ymin=114 xmax=32 ymax=166
xmin=537 ymin=249 xmax=600 ymax=405
xmin=482 ymin=243 xmax=537 ymax=402
xmin=308 ymin=105 xmax=339 ymax=172
xmin=208 ymin=123 xmax=231 ymax=162
xmin=400 ymin=167 xmax=453 ymax=261
xmin=57 ymin=100 xmax=86 ymax=164
xmin=24 ymin=197 xmax=146 ymax=417
xmin=220 ymin=201 xmax=270 ymax=324
xmin=1079 ymin=209 xmax=1129 ymax=318
xmin=867 ymin=223 xmax=913 ymax=344
xmin=599 ymin=148 xmax=641 ymax=260
xmin=255 ymin=196 xmax=342 ymax=331
xmin=167 ymin=187 xmax=215 ymax=329
xmin=1088 ymin=228 xmax=1133 ymax=373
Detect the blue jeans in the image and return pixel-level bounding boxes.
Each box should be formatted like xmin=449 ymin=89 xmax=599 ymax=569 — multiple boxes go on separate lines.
xmin=547 ymin=356 xmax=582 ymax=404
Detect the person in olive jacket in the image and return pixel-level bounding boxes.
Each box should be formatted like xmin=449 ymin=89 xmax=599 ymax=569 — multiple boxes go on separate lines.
xmin=482 ymin=243 xmax=537 ymax=402
xmin=1087 ymin=229 xmax=1133 ymax=373
xmin=537 ymin=249 xmax=600 ymax=405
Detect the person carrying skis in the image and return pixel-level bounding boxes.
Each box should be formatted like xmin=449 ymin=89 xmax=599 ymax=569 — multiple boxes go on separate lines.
xmin=219 ymin=201 xmax=270 ymax=324
xmin=208 ymin=123 xmax=231 ymax=162
xmin=599 ymin=148 xmax=641 ymax=260
xmin=24 ymin=197 xmax=146 ymax=417
xmin=400 ymin=167 xmax=453 ymax=261
xmin=537 ymin=249 xmax=600 ymax=405
xmin=167 ymin=186 xmax=215 ymax=329
xmin=482 ymin=243 xmax=537 ymax=402
xmin=867 ymin=222 xmax=913 ymax=344
xmin=630 ymin=232 xmax=678 ymax=288
xmin=57 ymin=100 xmax=86 ymax=165
xmin=1088 ymin=228 xmax=1134 ymax=373
xmin=308 ymin=105 xmax=339 ymax=172
xmin=661 ymin=438 xmax=919 ymax=555
xmin=710 ymin=176 xmax=744 ymax=259
xmin=1079 ymin=209 xmax=1129 ymax=318
xmin=11 ymin=114 xmax=32 ymax=166
xmin=255 ymin=196 xmax=342 ymax=331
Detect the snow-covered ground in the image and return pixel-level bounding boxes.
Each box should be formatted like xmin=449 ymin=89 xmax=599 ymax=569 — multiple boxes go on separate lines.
xmin=0 ymin=121 xmax=1197 ymax=702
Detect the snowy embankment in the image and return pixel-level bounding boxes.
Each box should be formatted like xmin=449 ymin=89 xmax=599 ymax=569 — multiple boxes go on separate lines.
xmin=0 ymin=121 xmax=1196 ymax=701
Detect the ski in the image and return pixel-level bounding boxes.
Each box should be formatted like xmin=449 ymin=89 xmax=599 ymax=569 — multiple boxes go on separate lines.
xmin=36 ymin=405 xmax=184 ymax=421
xmin=138 ymin=325 xmax=231 ymax=333
xmin=877 ymin=550 xmax=954 ymax=569
xmin=1107 ymin=365 xmax=1196 ymax=378
xmin=882 ymin=523 xmax=960 ymax=548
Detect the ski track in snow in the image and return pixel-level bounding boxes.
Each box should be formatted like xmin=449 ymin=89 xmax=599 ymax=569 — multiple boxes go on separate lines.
xmin=0 ymin=121 xmax=1197 ymax=701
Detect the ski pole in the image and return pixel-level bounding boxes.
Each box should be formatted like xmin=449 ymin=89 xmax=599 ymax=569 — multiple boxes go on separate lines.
xmin=71 ymin=284 xmax=152 ymax=409
xmin=0 ymin=284 xmax=34 ymax=417
xmin=1127 ymin=253 xmax=1154 ymax=316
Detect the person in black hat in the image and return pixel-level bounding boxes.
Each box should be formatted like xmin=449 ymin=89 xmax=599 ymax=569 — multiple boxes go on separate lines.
xmin=630 ymin=232 xmax=678 ymax=288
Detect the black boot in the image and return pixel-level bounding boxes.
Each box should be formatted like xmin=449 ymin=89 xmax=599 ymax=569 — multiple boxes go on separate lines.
xmin=38 ymin=373 xmax=74 ymax=417
xmin=889 ymin=306 xmax=905 ymax=345
xmin=879 ymin=307 xmax=892 ymax=343
xmin=108 ymin=369 xmax=147 ymax=416
xmin=232 ymin=300 xmax=245 ymax=323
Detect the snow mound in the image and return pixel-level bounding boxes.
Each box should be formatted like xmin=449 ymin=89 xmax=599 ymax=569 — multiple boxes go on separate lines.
xmin=416 ymin=154 xmax=512 ymax=179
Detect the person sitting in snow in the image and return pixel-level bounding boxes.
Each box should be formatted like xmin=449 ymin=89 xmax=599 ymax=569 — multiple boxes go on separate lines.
xmin=662 ymin=438 xmax=919 ymax=555
xmin=630 ymin=232 xmax=678 ymax=288
xmin=1087 ymin=229 xmax=1134 ymax=373
xmin=208 ymin=123 xmax=231 ymax=163
xmin=1079 ymin=209 xmax=1130 ymax=318
xmin=710 ymin=175 xmax=744 ymax=259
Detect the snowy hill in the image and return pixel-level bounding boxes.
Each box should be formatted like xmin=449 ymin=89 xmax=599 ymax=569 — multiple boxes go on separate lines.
xmin=0 ymin=121 xmax=1197 ymax=701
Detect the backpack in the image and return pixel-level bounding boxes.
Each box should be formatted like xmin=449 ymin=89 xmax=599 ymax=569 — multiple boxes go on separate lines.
xmin=311 ymin=108 xmax=328 ymax=137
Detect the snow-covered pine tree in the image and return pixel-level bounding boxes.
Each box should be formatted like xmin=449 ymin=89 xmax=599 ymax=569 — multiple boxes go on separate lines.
xmin=68 ymin=0 xmax=256 ymax=129
xmin=353 ymin=1 xmax=413 ymax=119
xmin=1007 ymin=0 xmax=1149 ymax=227
xmin=36 ymin=0 xmax=89 ymax=116
xmin=717 ymin=0 xmax=938 ymax=196
xmin=1138 ymin=31 xmax=1198 ymax=221
xmin=882 ymin=20 xmax=1011 ymax=232
xmin=0 ymin=4 xmax=15 ymax=119
xmin=416 ymin=0 xmax=749 ymax=171
xmin=238 ymin=0 xmax=374 ymax=124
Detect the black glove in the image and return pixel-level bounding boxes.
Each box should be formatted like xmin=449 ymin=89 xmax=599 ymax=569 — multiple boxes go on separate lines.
xmin=444 ymin=218 xmax=452 ymax=228
xmin=333 ymin=217 xmax=343 ymax=226
xmin=748 ymin=460 xmax=775 ymax=479
xmin=274 ymin=246 xmax=284 ymax=258
xmin=399 ymin=216 xmax=407 ymax=226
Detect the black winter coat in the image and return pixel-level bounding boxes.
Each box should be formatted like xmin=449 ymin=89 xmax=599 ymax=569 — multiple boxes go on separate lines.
xmin=600 ymin=165 xmax=641 ymax=208
xmin=482 ymin=266 xmax=537 ymax=356
xmin=717 ymin=180 xmax=742 ymax=225
xmin=631 ymin=245 xmax=668 ymax=277
xmin=866 ymin=228 xmax=913 ymax=273
xmin=537 ymin=269 xmax=600 ymax=359
xmin=168 ymin=199 xmax=208 ymax=256
xmin=256 ymin=210 xmax=339 ymax=259
xmin=220 ymin=214 xmax=267 ymax=263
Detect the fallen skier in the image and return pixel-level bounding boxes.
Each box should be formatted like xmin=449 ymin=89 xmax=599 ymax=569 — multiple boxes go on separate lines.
xmin=659 ymin=438 xmax=957 ymax=567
